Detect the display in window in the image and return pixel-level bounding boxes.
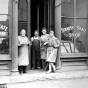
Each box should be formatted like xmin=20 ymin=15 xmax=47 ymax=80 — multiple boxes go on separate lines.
xmin=61 ymin=26 xmax=86 ymax=53
xmin=0 ymin=21 xmax=9 ymax=54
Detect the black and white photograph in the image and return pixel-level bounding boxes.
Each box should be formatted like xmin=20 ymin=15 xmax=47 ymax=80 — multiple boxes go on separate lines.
xmin=0 ymin=0 xmax=88 ymax=88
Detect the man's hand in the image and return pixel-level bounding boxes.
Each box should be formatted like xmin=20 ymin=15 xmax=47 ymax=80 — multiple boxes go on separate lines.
xmin=31 ymin=37 xmax=34 ymax=41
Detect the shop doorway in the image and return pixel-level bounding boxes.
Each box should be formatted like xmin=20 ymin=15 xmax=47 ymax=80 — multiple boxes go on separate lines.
xmin=17 ymin=0 xmax=40 ymax=70
xmin=18 ymin=0 xmax=48 ymax=69
xmin=31 ymin=0 xmax=44 ymax=37
xmin=31 ymin=0 xmax=46 ymax=69
xmin=18 ymin=0 xmax=45 ymax=36
xmin=18 ymin=0 xmax=53 ymax=69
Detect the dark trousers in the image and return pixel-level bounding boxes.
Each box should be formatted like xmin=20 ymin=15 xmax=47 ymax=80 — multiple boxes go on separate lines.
xmin=32 ymin=48 xmax=40 ymax=69
xmin=18 ymin=66 xmax=27 ymax=74
xmin=41 ymin=59 xmax=49 ymax=70
xmin=32 ymin=39 xmax=40 ymax=69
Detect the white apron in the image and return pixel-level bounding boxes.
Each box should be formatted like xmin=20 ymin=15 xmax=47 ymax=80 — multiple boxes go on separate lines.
xmin=18 ymin=36 xmax=30 ymax=66
xmin=46 ymin=36 xmax=60 ymax=63
xmin=47 ymin=47 xmax=57 ymax=63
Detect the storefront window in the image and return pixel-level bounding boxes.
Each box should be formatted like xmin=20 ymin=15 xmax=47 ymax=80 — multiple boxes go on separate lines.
xmin=74 ymin=0 xmax=87 ymax=53
xmin=0 ymin=0 xmax=9 ymax=14
xmin=0 ymin=0 xmax=10 ymax=54
xmin=61 ymin=0 xmax=87 ymax=54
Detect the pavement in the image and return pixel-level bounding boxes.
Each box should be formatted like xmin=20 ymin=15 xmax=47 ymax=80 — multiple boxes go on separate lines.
xmin=7 ymin=77 xmax=88 ymax=88
xmin=1 ymin=69 xmax=88 ymax=85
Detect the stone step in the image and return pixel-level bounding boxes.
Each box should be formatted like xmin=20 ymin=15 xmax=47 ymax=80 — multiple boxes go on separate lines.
xmin=0 ymin=70 xmax=10 ymax=76
xmin=0 ymin=61 xmax=11 ymax=76
xmin=62 ymin=61 xmax=87 ymax=66
xmin=0 ymin=64 xmax=9 ymax=70
xmin=60 ymin=65 xmax=88 ymax=72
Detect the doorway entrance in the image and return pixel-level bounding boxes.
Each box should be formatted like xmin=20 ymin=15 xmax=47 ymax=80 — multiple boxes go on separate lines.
xmin=31 ymin=0 xmax=44 ymax=37
xmin=31 ymin=0 xmax=46 ymax=69
xmin=18 ymin=0 xmax=54 ymax=40
xmin=18 ymin=0 xmax=49 ymax=69
xmin=18 ymin=0 xmax=55 ymax=69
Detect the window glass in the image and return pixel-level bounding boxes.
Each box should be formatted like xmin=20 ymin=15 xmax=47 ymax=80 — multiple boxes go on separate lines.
xmin=74 ymin=0 xmax=87 ymax=53
xmin=61 ymin=0 xmax=88 ymax=54
xmin=0 ymin=0 xmax=10 ymax=54
xmin=61 ymin=0 xmax=74 ymax=53
xmin=0 ymin=18 xmax=9 ymax=54
xmin=0 ymin=0 xmax=9 ymax=14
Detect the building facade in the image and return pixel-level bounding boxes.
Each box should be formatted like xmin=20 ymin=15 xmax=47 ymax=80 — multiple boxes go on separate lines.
xmin=0 ymin=0 xmax=88 ymax=75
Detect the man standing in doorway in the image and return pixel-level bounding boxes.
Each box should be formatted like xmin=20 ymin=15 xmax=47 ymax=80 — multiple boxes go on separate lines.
xmin=18 ymin=29 xmax=31 ymax=75
xmin=40 ymin=27 xmax=50 ymax=70
xmin=31 ymin=30 xmax=41 ymax=69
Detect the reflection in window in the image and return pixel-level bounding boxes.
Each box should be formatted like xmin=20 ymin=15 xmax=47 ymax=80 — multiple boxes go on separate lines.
xmin=0 ymin=21 xmax=9 ymax=54
xmin=0 ymin=0 xmax=9 ymax=54
xmin=0 ymin=38 xmax=9 ymax=54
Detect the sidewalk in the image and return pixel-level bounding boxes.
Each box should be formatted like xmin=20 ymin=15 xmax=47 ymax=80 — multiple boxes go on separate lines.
xmin=0 ymin=69 xmax=88 ymax=85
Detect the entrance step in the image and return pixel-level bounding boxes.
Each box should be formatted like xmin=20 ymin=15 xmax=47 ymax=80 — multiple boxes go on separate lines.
xmin=60 ymin=60 xmax=88 ymax=71
xmin=0 ymin=61 xmax=11 ymax=76
xmin=0 ymin=70 xmax=10 ymax=76
xmin=62 ymin=61 xmax=87 ymax=66
xmin=0 ymin=64 xmax=9 ymax=70
xmin=60 ymin=65 xmax=88 ymax=72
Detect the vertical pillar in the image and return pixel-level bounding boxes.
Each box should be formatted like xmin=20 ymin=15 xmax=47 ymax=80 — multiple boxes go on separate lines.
xmin=27 ymin=0 xmax=31 ymax=69
xmin=37 ymin=5 xmax=39 ymax=32
xmin=48 ymin=0 xmax=50 ymax=32
xmin=9 ymin=0 xmax=12 ymax=56
xmin=44 ymin=0 xmax=47 ymax=29
xmin=11 ymin=0 xmax=19 ymax=75
xmin=50 ymin=0 xmax=52 ymax=31
xmin=86 ymin=1 xmax=88 ymax=64
xmin=74 ymin=0 xmax=76 ymax=52
xmin=55 ymin=0 xmax=61 ymax=69
xmin=50 ymin=0 xmax=54 ymax=31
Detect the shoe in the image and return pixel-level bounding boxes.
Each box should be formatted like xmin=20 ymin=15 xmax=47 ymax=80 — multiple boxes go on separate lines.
xmin=46 ymin=70 xmax=51 ymax=74
xmin=19 ymin=71 xmax=23 ymax=75
xmin=23 ymin=71 xmax=26 ymax=74
xmin=37 ymin=67 xmax=41 ymax=69
xmin=42 ymin=67 xmax=48 ymax=71
xmin=32 ymin=67 xmax=36 ymax=70
xmin=44 ymin=67 xmax=48 ymax=71
xmin=20 ymin=72 xmax=23 ymax=75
